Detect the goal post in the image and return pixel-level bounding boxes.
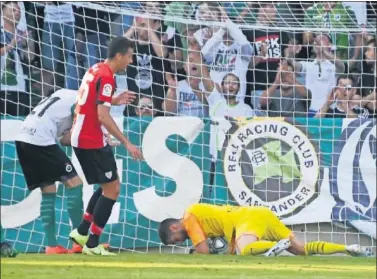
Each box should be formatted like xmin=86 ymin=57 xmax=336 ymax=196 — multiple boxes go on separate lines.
xmin=0 ymin=1 xmax=376 ymax=253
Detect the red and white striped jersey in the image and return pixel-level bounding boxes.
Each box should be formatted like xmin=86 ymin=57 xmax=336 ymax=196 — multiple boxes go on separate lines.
xmin=71 ymin=63 xmax=115 ymax=149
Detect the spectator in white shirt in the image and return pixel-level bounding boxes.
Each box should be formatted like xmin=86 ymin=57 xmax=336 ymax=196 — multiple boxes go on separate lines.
xmin=287 ymin=33 xmax=345 ymax=117
xmin=188 ymin=53 xmax=254 ymax=118
xmin=162 ymin=58 xmax=208 ymax=117
xmin=196 ymin=16 xmax=253 ymax=103
xmin=1 ymin=2 xmax=34 ymax=116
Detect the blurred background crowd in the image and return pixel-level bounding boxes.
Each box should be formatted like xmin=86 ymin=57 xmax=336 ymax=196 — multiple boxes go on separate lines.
xmin=0 ymin=1 xmax=376 ymax=119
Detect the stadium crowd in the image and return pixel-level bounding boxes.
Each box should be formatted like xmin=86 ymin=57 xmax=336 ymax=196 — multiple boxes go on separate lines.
xmin=1 ymin=1 xmax=376 ymax=119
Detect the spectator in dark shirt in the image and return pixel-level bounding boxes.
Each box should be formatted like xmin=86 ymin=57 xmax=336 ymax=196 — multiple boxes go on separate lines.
xmin=316 ymin=75 xmax=369 ymax=119
xmin=72 ymin=5 xmax=115 ymax=83
xmin=244 ymin=3 xmax=290 ymax=111
xmin=260 ymin=61 xmax=310 ymax=117
xmin=124 ymin=16 xmax=171 ymax=114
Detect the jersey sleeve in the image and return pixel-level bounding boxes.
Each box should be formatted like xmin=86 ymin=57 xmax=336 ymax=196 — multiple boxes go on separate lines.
xmin=96 ymin=76 xmax=115 ymax=107
xmin=182 ymin=212 xmax=206 ymax=246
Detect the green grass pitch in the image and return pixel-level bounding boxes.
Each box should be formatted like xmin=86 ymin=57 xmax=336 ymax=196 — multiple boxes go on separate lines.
xmin=1 ymin=253 xmax=376 ymax=279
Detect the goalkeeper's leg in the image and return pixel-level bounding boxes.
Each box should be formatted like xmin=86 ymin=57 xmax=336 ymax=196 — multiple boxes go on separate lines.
xmin=236 ymin=234 xmax=278 ymax=256
xmin=289 ymin=237 xmax=374 ymax=257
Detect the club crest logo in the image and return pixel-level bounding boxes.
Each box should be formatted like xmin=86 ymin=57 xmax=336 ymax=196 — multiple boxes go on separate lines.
xmin=223 ymin=119 xmax=319 ymax=217
xmin=65 ymin=164 xmax=73 ymax=173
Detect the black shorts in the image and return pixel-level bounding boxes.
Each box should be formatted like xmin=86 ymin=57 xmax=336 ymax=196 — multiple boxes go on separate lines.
xmin=15 ymin=141 xmax=77 ymax=190
xmin=73 ymin=145 xmax=118 ymax=185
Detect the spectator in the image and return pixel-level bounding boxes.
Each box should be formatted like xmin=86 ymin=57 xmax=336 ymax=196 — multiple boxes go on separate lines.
xmin=260 ymin=61 xmax=311 ymax=117
xmin=353 ymin=38 xmax=376 ymax=116
xmin=358 ymin=38 xmax=376 ymax=97
xmin=1 ymin=1 xmax=33 ymax=116
xmin=189 ymin=53 xmax=254 ymax=117
xmin=244 ymin=3 xmax=290 ymax=112
xmin=164 ymin=1 xmax=197 ymax=61
xmin=135 ymin=96 xmax=157 ymax=117
xmin=39 ymin=2 xmax=77 ymax=93
xmin=162 ymin=58 xmax=208 ymax=117
xmin=124 ymin=15 xmax=171 ymax=114
xmin=192 ymin=3 xmax=223 ymax=50
xmin=303 ymin=2 xmax=360 ymax=61
xmin=222 ymin=2 xmax=255 ymax=24
xmin=315 ymin=75 xmax=369 ymax=119
xmin=198 ymin=15 xmax=253 ymax=103
xmin=287 ymin=33 xmax=345 ymax=116
xmin=71 ymin=5 xmax=115 ymax=89
xmin=117 ymin=2 xmax=142 ymax=36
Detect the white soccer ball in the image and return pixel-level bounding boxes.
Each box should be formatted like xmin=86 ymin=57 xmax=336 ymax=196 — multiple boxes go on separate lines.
xmin=208 ymin=237 xmax=228 ymax=254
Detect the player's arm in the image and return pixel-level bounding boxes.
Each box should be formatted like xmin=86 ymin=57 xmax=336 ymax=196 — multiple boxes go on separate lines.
xmin=193 ymin=241 xmax=210 ymax=254
xmin=60 ymin=130 xmax=72 ymax=146
xmin=97 ymin=79 xmax=142 ymax=160
xmin=184 ymin=213 xmax=210 ymax=255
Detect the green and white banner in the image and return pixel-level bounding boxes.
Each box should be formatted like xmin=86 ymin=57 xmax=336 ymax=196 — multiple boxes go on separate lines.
xmin=1 ymin=117 xmax=376 ymax=252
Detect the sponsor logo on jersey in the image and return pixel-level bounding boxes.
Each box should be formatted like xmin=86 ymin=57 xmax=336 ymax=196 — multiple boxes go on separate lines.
xmin=223 ymin=119 xmax=319 ymax=217
xmin=65 ymin=164 xmax=73 ymax=173
xmin=105 ymin=171 xmax=112 ymax=179
xmin=102 ymin=84 xmax=113 ymax=97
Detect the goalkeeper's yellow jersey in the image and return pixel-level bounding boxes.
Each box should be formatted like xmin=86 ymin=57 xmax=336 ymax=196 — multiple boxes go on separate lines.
xmin=182 ymin=203 xmax=240 ymax=246
xmin=182 ymin=203 xmax=293 ymax=249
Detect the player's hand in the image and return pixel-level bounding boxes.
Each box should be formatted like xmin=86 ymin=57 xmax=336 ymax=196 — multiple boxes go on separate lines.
xmin=112 ymin=91 xmax=136 ymax=105
xmin=125 ymin=142 xmax=143 ymax=161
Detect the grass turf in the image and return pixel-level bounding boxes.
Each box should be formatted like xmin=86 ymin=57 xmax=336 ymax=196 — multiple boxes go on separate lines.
xmin=1 ymin=253 xmax=376 ymax=279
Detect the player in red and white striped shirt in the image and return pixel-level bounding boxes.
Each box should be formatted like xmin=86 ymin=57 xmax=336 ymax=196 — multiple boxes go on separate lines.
xmin=70 ymin=37 xmax=142 ymax=256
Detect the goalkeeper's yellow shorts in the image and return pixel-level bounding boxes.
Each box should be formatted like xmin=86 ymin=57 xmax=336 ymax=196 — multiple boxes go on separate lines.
xmin=233 ymin=207 xmax=294 ymax=241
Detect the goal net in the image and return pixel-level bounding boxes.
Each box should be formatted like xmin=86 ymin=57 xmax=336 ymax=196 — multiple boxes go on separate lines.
xmin=1 ymin=1 xmax=376 ymax=254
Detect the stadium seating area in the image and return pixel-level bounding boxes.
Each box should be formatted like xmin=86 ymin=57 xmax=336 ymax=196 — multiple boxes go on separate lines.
xmin=1 ymin=1 xmax=376 ymax=118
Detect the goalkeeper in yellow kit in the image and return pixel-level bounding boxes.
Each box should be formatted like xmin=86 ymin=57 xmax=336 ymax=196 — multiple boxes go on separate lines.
xmin=158 ymin=203 xmax=373 ymax=257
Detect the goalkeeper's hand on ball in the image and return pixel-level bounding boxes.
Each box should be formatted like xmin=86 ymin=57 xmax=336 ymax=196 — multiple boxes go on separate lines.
xmin=207 ymin=237 xmax=228 ymax=255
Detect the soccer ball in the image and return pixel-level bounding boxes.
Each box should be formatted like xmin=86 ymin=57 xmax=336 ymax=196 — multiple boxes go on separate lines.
xmin=207 ymin=237 xmax=228 ymax=254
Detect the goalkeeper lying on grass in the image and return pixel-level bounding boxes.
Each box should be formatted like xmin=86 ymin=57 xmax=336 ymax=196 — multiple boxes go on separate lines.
xmin=158 ymin=203 xmax=373 ymax=257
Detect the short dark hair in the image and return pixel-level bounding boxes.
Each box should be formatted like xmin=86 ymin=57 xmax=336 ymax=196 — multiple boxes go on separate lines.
xmin=158 ymin=218 xmax=179 ymax=245
xmin=107 ymin=37 xmax=133 ymax=59
xmin=221 ymin=73 xmax=240 ymax=87
xmin=337 ymin=74 xmax=356 ymax=86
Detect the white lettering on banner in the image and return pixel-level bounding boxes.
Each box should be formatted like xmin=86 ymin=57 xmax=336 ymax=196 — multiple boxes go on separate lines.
xmin=134 ymin=117 xmax=204 ymax=222
xmin=224 ymin=119 xmax=319 ymax=217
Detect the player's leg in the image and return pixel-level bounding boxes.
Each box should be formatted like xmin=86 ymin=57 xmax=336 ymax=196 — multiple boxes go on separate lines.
xmin=63 ymin=176 xmax=84 ymax=230
xmin=83 ymin=178 xmax=119 ymax=254
xmin=15 ymin=142 xmax=70 ymax=254
xmin=62 ymin=175 xmax=84 ymax=253
xmin=234 ymin=208 xmax=277 ymax=256
xmin=0 ymin=223 xmax=18 ymax=257
xmin=236 ymin=234 xmax=277 ymax=256
xmin=289 ymin=237 xmax=373 ymax=257
xmin=258 ymin=208 xmax=294 ymax=257
xmin=71 ymin=145 xmax=118 ymax=256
